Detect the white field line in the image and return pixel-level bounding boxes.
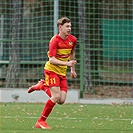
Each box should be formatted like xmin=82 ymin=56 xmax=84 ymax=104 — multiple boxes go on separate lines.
xmin=1 ymin=116 xmax=132 ymax=121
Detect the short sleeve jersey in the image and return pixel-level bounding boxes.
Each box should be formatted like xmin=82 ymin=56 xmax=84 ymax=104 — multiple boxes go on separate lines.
xmin=44 ymin=34 xmax=77 ymax=76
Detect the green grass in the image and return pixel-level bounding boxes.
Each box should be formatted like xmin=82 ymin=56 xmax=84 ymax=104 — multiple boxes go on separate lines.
xmin=0 ymin=103 xmax=133 ymax=133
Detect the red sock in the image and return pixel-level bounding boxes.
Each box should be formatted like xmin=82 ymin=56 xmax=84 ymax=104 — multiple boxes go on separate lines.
xmin=38 ymin=99 xmax=56 ymax=122
xmin=41 ymin=86 xmax=51 ymax=97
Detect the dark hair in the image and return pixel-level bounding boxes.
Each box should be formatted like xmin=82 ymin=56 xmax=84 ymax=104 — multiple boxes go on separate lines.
xmin=57 ymin=17 xmax=71 ymax=27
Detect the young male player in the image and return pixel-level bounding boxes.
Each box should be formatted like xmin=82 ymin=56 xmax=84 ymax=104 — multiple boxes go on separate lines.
xmin=28 ymin=17 xmax=77 ymax=129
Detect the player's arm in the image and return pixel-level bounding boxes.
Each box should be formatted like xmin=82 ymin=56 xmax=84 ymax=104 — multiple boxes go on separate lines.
xmin=69 ymin=50 xmax=77 ymax=78
xmin=69 ymin=50 xmax=75 ymax=70
xmin=49 ymin=56 xmax=76 ymax=67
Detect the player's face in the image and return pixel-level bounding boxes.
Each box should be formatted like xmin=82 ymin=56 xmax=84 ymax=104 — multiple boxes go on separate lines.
xmin=60 ymin=22 xmax=71 ymax=36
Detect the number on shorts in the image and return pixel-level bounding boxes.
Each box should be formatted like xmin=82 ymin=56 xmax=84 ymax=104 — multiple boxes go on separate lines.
xmin=50 ymin=77 xmax=56 ymax=85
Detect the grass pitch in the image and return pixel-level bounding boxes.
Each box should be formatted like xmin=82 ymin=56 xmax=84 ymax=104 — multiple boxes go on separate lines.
xmin=0 ymin=102 xmax=133 ymax=133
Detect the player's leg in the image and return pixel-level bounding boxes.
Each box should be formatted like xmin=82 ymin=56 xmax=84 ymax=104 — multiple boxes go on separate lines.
xmin=57 ymin=75 xmax=68 ymax=104
xmin=35 ymin=76 xmax=67 ymax=129
xmin=28 ymin=79 xmax=45 ymax=93
xmin=35 ymin=71 xmax=60 ymax=129
xmin=28 ymin=73 xmax=51 ymax=97
xmin=57 ymin=90 xmax=67 ymax=104
xmin=36 ymin=86 xmax=60 ymax=129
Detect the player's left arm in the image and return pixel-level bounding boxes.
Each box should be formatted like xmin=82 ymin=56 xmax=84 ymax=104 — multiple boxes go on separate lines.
xmin=70 ymin=50 xmax=77 ymax=78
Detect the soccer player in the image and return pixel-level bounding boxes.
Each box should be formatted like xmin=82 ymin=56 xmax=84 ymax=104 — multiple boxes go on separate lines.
xmin=28 ymin=17 xmax=77 ymax=129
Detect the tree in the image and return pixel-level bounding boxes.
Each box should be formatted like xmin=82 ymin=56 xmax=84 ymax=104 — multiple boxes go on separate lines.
xmin=6 ymin=0 xmax=22 ymax=88
xmin=78 ymin=0 xmax=93 ymax=94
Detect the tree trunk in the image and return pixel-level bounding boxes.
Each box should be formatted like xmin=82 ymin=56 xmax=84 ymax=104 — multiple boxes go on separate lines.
xmin=89 ymin=1 xmax=101 ymax=85
xmin=78 ymin=0 xmax=93 ymax=92
xmin=6 ymin=0 xmax=22 ymax=88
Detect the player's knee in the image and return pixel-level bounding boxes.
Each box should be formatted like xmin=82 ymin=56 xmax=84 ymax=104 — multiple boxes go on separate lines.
xmin=57 ymin=100 xmax=65 ymax=105
xmin=51 ymin=94 xmax=61 ymax=103
xmin=57 ymin=97 xmax=66 ymax=104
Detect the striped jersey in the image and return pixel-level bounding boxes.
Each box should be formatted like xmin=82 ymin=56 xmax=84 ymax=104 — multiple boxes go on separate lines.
xmin=44 ymin=34 xmax=77 ymax=76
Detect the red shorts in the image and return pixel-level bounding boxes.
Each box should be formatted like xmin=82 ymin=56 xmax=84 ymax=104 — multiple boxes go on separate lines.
xmin=44 ymin=70 xmax=68 ymax=92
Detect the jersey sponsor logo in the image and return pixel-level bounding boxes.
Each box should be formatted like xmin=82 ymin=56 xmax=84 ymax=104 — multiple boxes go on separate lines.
xmin=69 ymin=42 xmax=73 ymax=45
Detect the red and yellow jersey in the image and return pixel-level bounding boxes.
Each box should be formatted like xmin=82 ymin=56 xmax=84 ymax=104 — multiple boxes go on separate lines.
xmin=44 ymin=34 xmax=77 ymax=76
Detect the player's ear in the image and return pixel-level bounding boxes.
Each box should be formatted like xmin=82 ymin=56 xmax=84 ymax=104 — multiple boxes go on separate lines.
xmin=58 ymin=25 xmax=62 ymax=30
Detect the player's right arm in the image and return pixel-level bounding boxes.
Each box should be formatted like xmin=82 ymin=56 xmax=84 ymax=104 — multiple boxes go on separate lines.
xmin=49 ymin=56 xmax=76 ymax=67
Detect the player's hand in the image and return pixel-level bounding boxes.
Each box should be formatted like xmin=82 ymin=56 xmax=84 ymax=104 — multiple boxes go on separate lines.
xmin=66 ymin=60 xmax=77 ymax=67
xmin=71 ymin=71 xmax=77 ymax=78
